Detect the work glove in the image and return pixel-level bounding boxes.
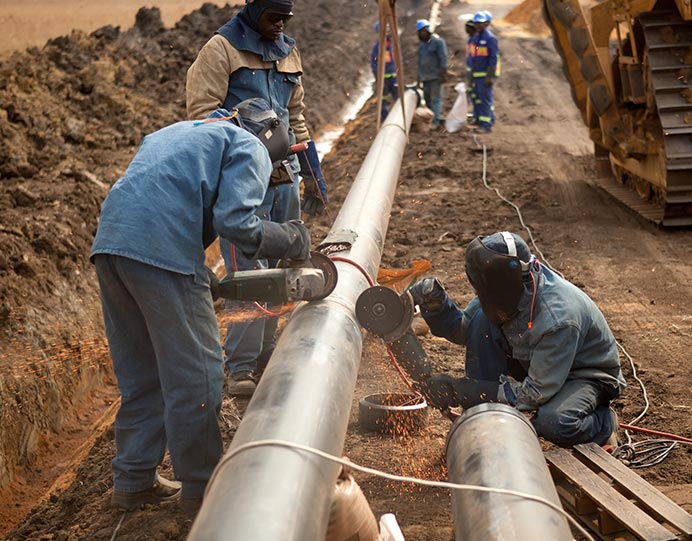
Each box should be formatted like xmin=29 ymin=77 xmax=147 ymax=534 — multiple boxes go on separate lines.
xmin=417 ymin=374 xmax=500 ymax=411
xmin=407 ymin=277 xmax=448 ymax=313
xmin=484 ymin=76 xmax=494 ymax=87
xmin=205 ymin=266 xmax=220 ymax=301
xmin=253 ymin=219 xmax=311 ymax=262
xmin=298 ymin=141 xmax=329 ymax=216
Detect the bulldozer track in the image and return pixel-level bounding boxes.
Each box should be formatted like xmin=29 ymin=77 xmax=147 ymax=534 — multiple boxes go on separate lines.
xmin=640 ymin=11 xmax=692 ymax=226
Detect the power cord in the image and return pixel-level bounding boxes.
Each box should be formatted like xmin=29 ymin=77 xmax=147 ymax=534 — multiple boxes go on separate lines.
xmin=215 ymin=438 xmax=596 ymax=541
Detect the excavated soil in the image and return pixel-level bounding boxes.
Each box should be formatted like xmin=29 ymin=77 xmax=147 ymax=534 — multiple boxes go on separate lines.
xmin=1 ymin=1 xmax=690 ymax=540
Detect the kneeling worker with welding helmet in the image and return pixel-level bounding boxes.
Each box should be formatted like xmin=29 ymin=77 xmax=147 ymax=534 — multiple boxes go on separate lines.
xmin=91 ymin=98 xmax=310 ymax=513
xmin=409 ymin=232 xmax=625 ymax=448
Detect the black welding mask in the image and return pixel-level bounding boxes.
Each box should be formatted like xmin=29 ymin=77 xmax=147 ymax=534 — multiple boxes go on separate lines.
xmin=465 ymin=232 xmax=532 ymax=324
xmin=234 ymin=98 xmax=290 ymax=167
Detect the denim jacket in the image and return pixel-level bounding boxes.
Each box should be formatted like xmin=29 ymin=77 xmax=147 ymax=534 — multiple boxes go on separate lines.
xmin=417 ymin=33 xmax=448 ymax=82
xmin=90 ymin=110 xmax=272 ymax=284
xmin=423 ymin=264 xmax=626 ymax=411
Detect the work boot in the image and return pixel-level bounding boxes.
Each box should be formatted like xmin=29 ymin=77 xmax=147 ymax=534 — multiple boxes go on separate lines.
xmin=226 ymin=370 xmax=256 ymax=397
xmin=603 ymin=407 xmax=621 ymax=451
xmin=111 ymin=475 xmax=181 ymax=510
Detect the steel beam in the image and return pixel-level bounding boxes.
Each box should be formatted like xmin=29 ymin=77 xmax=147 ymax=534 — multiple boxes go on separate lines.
xmin=188 ymin=89 xmax=419 ymax=541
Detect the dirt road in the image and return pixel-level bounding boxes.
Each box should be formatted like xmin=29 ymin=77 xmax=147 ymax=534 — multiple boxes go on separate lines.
xmin=0 ymin=0 xmax=690 ymax=539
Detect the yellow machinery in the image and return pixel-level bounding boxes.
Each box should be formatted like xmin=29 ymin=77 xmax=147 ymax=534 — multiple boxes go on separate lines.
xmin=542 ymin=0 xmax=692 ymax=225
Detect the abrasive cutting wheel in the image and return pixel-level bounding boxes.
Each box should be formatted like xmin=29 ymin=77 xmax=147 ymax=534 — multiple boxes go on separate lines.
xmin=355 ymin=286 xmax=414 ymax=342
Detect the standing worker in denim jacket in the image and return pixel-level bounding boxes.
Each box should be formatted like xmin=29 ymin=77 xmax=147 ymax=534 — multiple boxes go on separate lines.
xmin=467 ymin=11 xmax=499 ymax=132
xmin=186 ymin=0 xmax=328 ymax=397
xmin=371 ymin=21 xmax=399 ymax=122
xmin=91 ymin=99 xmax=311 ymax=513
xmin=416 ymin=19 xmax=448 ymax=129
xmin=408 ymin=232 xmax=625 ymax=448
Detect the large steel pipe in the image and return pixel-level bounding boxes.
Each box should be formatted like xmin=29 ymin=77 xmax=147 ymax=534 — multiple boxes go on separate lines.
xmin=445 ymin=403 xmax=572 ymax=541
xmin=188 ymin=89 xmax=420 ymax=541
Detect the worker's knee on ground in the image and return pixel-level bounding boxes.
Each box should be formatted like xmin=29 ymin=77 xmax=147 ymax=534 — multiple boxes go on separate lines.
xmin=531 ymin=408 xmax=591 ymax=447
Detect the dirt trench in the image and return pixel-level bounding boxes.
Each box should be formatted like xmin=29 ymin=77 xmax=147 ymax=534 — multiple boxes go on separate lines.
xmin=1 ymin=0 xmax=691 ymax=539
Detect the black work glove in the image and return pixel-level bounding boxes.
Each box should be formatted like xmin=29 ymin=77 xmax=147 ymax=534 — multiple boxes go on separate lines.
xmin=484 ymin=76 xmax=494 ymax=87
xmin=253 ymin=219 xmax=311 ymax=262
xmin=407 ymin=277 xmax=448 ymax=313
xmin=418 ymin=374 xmax=499 ymax=411
xmin=206 ymin=266 xmax=220 ymax=301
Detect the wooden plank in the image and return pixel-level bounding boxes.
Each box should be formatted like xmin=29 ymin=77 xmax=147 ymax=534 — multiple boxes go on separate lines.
xmin=546 ymin=449 xmax=678 ymax=541
xmin=574 ymin=443 xmax=692 ymax=536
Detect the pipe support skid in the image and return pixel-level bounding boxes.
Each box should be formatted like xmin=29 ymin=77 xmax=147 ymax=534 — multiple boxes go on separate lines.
xmin=188 ymin=90 xmax=420 ymax=541
xmin=445 ymin=403 xmax=572 ymax=541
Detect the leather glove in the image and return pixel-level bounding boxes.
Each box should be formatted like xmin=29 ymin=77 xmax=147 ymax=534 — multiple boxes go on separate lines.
xmin=484 ymin=76 xmax=494 ymax=86
xmin=206 ymin=266 xmax=220 ymax=301
xmin=298 ymin=141 xmax=329 ymax=215
xmin=253 ymin=219 xmax=311 ymax=262
xmin=407 ymin=277 xmax=448 ymax=313
xmin=418 ymin=374 xmax=499 ymax=410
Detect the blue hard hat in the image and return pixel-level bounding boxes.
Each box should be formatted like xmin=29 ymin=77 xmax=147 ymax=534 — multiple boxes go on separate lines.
xmin=415 ymin=19 xmax=430 ymax=32
xmin=482 ymin=10 xmax=493 ymax=22
xmin=472 ymin=12 xmax=489 ymax=23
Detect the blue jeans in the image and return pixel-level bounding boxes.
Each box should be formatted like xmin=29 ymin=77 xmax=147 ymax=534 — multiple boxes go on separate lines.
xmin=221 ymin=180 xmax=300 ymax=375
xmin=465 ymin=310 xmax=615 ymax=447
xmin=94 ymin=255 xmax=223 ymax=499
xmin=423 ymin=79 xmax=443 ymax=125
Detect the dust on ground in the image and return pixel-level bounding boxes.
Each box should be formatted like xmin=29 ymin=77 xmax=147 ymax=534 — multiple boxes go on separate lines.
xmin=1 ymin=0 xmax=691 ymax=540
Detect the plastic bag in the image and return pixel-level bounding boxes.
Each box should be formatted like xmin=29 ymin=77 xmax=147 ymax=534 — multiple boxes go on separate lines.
xmin=444 ymin=82 xmax=468 ymax=133
xmin=411 ymin=106 xmax=435 ymax=133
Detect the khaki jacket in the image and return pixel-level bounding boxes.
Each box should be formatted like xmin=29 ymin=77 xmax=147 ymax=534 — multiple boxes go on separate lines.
xmin=186 ymin=34 xmax=310 ymax=143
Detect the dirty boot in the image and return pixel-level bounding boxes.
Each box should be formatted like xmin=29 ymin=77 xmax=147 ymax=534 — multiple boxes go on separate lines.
xmin=603 ymin=407 xmax=621 ymax=451
xmin=111 ymin=475 xmax=181 ymax=510
xmin=226 ymin=370 xmax=256 ymax=397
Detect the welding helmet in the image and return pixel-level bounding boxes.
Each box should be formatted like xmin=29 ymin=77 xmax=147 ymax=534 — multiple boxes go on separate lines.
xmin=472 ymin=12 xmax=489 ymax=23
xmin=465 ymin=232 xmax=533 ymax=324
xmin=416 ymin=19 xmax=431 ymax=32
xmin=235 ymin=98 xmax=290 ymax=166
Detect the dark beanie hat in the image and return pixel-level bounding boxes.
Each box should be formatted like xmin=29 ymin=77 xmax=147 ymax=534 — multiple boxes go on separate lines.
xmin=245 ymin=0 xmax=294 ymax=26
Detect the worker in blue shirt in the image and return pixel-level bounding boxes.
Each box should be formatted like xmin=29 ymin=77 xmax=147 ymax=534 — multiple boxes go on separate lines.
xmin=91 ymin=98 xmax=311 ymax=513
xmin=416 ymin=19 xmax=448 ymax=129
xmin=409 ymin=232 xmax=625 ymax=448
xmin=186 ymin=0 xmax=328 ymax=397
xmin=468 ymin=11 xmax=499 ymax=132
xmin=371 ymin=21 xmax=399 ymax=121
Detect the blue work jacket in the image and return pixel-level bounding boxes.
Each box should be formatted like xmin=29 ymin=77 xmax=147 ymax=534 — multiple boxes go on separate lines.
xmin=91 ymin=109 xmax=272 ymax=284
xmin=371 ymin=38 xmax=397 ymax=78
xmin=216 ymin=14 xmax=300 ymax=174
xmin=468 ymin=28 xmax=499 ymax=78
xmin=417 ymin=33 xmax=448 ymax=82
xmin=423 ymin=264 xmax=626 ymax=411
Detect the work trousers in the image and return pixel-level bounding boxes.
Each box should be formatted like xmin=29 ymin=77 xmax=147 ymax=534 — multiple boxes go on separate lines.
xmin=94 ymin=255 xmax=223 ymax=499
xmin=471 ymin=77 xmax=495 ymax=131
xmin=379 ymin=78 xmax=399 ymax=121
xmin=221 ymin=179 xmax=300 ymax=375
xmin=422 ymin=79 xmax=443 ymax=126
xmin=465 ymin=310 xmax=616 ymax=447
